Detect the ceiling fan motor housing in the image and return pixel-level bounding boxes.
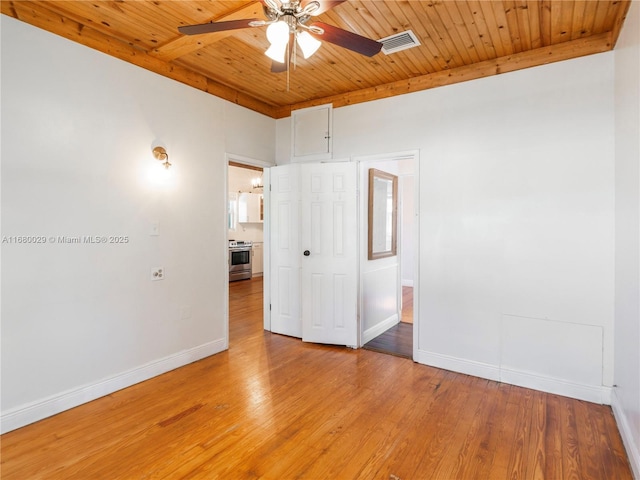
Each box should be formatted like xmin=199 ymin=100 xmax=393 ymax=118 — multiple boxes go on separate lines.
xmin=271 ymin=1 xmax=317 ymax=29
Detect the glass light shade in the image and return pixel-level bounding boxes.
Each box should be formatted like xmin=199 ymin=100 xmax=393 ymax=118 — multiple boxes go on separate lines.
xmin=266 ymin=21 xmax=289 ymax=45
xmin=265 ymin=21 xmax=290 ymax=63
xmin=296 ymin=31 xmax=321 ymax=59
xmin=265 ymin=43 xmax=288 ymax=63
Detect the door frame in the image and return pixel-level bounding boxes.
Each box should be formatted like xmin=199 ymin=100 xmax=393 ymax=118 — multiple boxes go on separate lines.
xmin=353 ymin=150 xmax=420 ymax=355
xmin=225 ymin=153 xmax=274 ymax=347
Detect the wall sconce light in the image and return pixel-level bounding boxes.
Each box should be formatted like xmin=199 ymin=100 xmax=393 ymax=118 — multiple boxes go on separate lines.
xmin=252 ymin=177 xmax=264 ymax=189
xmin=152 ymin=146 xmax=171 ymax=169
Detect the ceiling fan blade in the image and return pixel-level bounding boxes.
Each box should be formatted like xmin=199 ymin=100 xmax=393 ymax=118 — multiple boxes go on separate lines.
xmin=178 ymin=18 xmax=261 ymax=35
xmin=304 ymin=0 xmax=347 ymax=15
xmin=310 ymin=22 xmax=382 ymax=57
xmin=271 ymin=61 xmax=288 ymax=73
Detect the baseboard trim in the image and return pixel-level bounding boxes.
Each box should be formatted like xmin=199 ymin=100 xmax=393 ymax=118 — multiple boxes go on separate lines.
xmin=0 ymin=338 xmax=227 ymax=434
xmin=415 ymin=349 xmax=501 ymax=382
xmin=611 ymin=388 xmax=640 ymax=479
xmin=415 ymin=349 xmax=611 ymax=405
xmin=362 ymin=314 xmax=399 ymax=345
xmin=500 ymin=367 xmax=611 ymax=404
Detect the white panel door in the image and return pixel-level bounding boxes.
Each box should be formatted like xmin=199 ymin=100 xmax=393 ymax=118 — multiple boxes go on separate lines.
xmin=269 ymin=164 xmax=302 ymax=338
xmin=300 ymin=162 xmax=358 ymax=346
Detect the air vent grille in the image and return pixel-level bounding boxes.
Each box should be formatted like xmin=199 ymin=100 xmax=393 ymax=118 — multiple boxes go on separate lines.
xmin=379 ymin=30 xmax=421 ymax=55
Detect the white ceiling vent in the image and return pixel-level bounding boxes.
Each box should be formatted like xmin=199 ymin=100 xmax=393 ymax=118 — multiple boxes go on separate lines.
xmin=379 ymin=30 xmax=421 ymax=55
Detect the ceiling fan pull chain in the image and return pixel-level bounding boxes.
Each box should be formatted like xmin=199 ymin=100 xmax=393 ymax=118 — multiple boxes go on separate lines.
xmin=286 ymin=44 xmax=291 ymax=92
xmin=293 ymin=35 xmax=297 ymax=70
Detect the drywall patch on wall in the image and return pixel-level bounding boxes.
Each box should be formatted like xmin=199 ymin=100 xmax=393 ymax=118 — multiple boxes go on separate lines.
xmin=501 ymin=314 xmax=603 ymax=387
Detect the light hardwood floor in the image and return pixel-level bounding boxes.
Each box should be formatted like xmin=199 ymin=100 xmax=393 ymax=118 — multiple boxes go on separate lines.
xmin=401 ymin=286 xmax=413 ymax=324
xmin=1 ymin=277 xmax=633 ymax=479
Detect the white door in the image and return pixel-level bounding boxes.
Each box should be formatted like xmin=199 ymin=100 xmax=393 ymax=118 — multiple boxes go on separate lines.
xmin=300 ymin=162 xmax=358 ymax=346
xmin=269 ymin=162 xmax=358 ymax=346
xmin=269 ymin=163 xmax=302 ymax=338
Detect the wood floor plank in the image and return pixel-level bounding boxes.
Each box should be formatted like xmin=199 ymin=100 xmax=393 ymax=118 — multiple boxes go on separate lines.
xmin=461 ymin=380 xmax=512 ymax=478
xmin=506 ymin=386 xmax=536 ymax=479
xmin=527 ymin=390 xmax=548 ymax=480
xmin=401 ymin=285 xmax=413 ymax=324
xmin=405 ymin=373 xmax=478 ymax=478
xmin=0 ymin=277 xmax=633 ymax=479
xmin=369 ymin=368 xmax=453 ymax=480
xmin=560 ymin=395 xmax=585 ymax=479
xmin=543 ymin=393 xmax=566 ymax=479
xmin=445 ymin=378 xmax=502 ymax=478
xmin=485 ymin=383 xmax=525 ymax=477
xmin=595 ymin=405 xmax=635 ymax=479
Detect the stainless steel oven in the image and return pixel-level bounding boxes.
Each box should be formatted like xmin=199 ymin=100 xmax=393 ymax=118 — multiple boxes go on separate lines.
xmin=229 ymin=240 xmax=252 ymax=281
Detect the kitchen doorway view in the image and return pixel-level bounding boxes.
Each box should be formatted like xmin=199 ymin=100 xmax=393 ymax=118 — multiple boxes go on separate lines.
xmin=228 ymin=161 xmax=265 ymax=341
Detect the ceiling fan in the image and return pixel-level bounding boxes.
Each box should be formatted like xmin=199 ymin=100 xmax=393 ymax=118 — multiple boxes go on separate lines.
xmin=178 ymin=0 xmax=382 ymax=72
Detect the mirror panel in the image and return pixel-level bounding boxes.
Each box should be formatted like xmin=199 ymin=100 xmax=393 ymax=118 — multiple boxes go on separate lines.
xmin=368 ymin=168 xmax=398 ymax=260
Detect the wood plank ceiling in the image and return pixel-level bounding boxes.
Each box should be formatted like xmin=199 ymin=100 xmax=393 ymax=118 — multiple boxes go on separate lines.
xmin=1 ymin=1 xmax=631 ymax=119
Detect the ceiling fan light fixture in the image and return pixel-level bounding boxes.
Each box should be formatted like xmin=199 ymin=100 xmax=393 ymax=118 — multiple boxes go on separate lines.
xmin=264 ymin=0 xmax=280 ymax=13
xmin=296 ymin=31 xmax=321 ymax=59
xmin=299 ymin=1 xmax=321 ymax=16
xmin=265 ymin=42 xmax=288 ymax=63
xmin=266 ymin=20 xmax=289 ymax=46
xmin=265 ymin=20 xmax=290 ymax=63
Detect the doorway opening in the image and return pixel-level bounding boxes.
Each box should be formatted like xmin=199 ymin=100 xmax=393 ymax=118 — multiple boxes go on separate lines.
xmin=358 ymin=151 xmax=418 ymax=359
xmin=226 ymin=157 xmax=269 ymax=345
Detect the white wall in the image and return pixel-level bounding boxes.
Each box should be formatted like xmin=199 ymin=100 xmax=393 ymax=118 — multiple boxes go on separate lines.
xmin=613 ymin=1 xmax=640 ymax=476
xmin=278 ymin=52 xmax=616 ymax=403
xmin=0 ymin=16 xmax=275 ymax=432
xmin=400 ymin=174 xmax=416 ymax=287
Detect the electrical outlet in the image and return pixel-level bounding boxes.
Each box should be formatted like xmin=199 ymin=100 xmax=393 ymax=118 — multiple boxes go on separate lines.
xmin=151 ymin=267 xmax=164 ymax=281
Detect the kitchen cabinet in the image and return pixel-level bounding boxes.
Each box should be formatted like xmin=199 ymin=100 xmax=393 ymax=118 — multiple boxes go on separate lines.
xmin=238 ymin=192 xmax=263 ymax=223
xmin=252 ymin=243 xmax=263 ymax=276
xmin=228 ymin=192 xmax=238 ymax=231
